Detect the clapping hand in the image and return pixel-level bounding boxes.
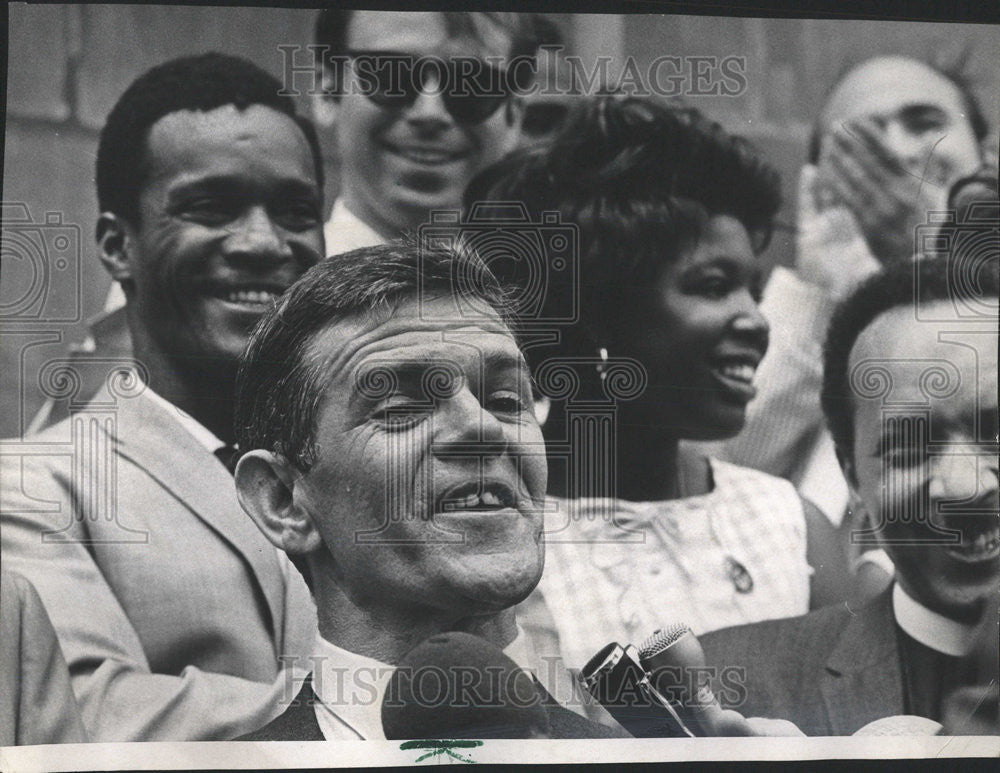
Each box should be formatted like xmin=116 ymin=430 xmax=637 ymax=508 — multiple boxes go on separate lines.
xmin=819 ymin=117 xmax=953 ymax=262
xmin=795 ymin=163 xmax=881 ymax=300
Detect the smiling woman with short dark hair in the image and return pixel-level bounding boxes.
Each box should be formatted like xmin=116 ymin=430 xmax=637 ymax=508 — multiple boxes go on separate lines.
xmin=465 ymin=96 xmax=851 ymax=671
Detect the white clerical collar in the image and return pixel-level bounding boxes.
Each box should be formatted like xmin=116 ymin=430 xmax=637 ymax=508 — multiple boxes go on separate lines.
xmin=892 ymin=583 xmax=978 ymax=657
xmin=310 ymin=627 xmax=537 ymax=741
xmin=323 ymin=198 xmax=386 ymax=257
xmin=140 ymin=382 xmax=225 ymax=454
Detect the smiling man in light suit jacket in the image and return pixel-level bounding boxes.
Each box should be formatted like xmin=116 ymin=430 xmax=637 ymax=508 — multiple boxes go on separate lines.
xmin=0 ymin=54 xmax=323 ymax=741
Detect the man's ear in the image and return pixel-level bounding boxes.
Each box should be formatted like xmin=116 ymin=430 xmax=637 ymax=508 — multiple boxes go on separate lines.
xmin=235 ymin=450 xmax=324 ymax=556
xmin=311 ymin=64 xmax=340 ymax=130
xmin=96 ymin=212 xmax=135 ymax=284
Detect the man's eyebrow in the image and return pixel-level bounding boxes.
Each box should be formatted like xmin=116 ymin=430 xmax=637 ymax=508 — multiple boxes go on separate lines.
xmin=167 ymin=175 xmax=319 ymax=198
xmin=682 ymin=255 xmax=756 ymax=276
xmin=685 ymin=255 xmax=739 ymax=270
xmin=483 ymin=349 xmax=528 ymax=374
xmin=898 ymin=104 xmax=948 ymax=123
xmin=348 ymin=48 xmax=501 ymax=63
xmin=357 ymin=350 xmax=526 ymax=380
xmin=354 ymin=360 xmax=436 ymax=389
xmin=348 ymin=349 xmax=528 ymax=401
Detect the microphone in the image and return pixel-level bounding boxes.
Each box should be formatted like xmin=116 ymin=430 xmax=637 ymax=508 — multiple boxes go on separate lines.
xmin=580 ymin=641 xmax=692 ymax=737
xmin=381 ymin=631 xmax=550 ymax=740
xmin=638 ymin=623 xmax=754 ymax=737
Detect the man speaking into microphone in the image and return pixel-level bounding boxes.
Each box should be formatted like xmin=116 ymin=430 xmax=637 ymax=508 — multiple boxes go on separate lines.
xmin=232 ymin=240 xmax=625 ymax=740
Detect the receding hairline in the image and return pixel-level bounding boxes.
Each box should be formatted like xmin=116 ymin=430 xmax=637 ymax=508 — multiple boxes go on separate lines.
xmin=820 ymin=54 xmax=969 ymax=126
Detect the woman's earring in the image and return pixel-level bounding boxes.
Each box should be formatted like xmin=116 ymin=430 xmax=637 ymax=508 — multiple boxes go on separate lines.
xmin=596 ymin=347 xmax=609 ymax=382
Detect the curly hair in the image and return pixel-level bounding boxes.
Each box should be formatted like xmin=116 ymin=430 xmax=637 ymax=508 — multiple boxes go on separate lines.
xmin=464 ymin=95 xmax=782 ymax=342
xmin=96 ymin=52 xmax=324 ymax=224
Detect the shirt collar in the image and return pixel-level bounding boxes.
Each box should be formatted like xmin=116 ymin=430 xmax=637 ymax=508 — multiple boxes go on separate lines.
xmin=310 ymin=626 xmax=537 ymax=740
xmin=892 ymin=582 xmax=978 ymax=657
xmin=140 ymin=383 xmax=225 ymax=454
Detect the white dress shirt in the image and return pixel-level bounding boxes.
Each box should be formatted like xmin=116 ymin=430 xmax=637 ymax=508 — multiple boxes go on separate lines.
xmin=323 ymin=198 xmax=386 ymax=257
xmin=309 ymin=626 xmax=575 ymax=740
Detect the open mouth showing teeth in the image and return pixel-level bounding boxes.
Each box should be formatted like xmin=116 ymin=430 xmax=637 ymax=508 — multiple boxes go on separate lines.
xmin=217 ymin=289 xmax=280 ymax=306
xmin=437 ymin=481 xmax=518 ymax=513
xmin=708 ymin=357 xmax=761 ymax=399
xmin=714 ymin=363 xmax=756 ymax=383
xmin=946 ymin=526 xmax=1000 ymax=561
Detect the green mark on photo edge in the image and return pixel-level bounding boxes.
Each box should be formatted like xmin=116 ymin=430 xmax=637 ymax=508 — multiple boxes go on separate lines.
xmin=400 ymin=739 xmax=484 ymax=763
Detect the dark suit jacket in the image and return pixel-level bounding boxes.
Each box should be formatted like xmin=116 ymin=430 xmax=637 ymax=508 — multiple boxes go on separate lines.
xmin=701 ymin=590 xmax=904 ymax=735
xmin=241 ymin=676 xmax=629 ymax=740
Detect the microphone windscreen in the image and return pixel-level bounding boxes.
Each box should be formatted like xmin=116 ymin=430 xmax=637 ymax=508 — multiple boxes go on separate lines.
xmin=638 ymin=624 xmax=737 ymax=737
xmin=638 ymin=623 xmax=701 ymax=664
xmin=381 ymin=631 xmax=550 ymax=740
xmin=639 ymin=623 xmax=709 ymax=705
xmin=638 ymin=623 xmax=691 ymax=660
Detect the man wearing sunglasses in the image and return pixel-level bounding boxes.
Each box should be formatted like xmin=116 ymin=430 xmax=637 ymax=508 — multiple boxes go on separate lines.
xmin=312 ymin=11 xmax=548 ymax=255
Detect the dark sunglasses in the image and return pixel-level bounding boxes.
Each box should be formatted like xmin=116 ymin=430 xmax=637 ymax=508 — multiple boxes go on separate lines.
xmin=344 ymin=49 xmax=523 ymax=125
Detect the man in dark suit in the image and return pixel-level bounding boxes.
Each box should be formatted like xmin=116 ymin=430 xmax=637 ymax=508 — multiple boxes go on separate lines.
xmin=233 ymin=242 xmax=627 ymax=740
xmin=1 ymin=54 xmax=324 ymax=740
xmin=703 ymin=253 xmax=999 ymax=735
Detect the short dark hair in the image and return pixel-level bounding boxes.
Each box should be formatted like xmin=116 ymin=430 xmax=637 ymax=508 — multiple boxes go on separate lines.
xmin=464 ymin=96 xmax=782 ymax=344
xmin=97 ymin=52 xmax=324 ymax=224
xmin=807 ymin=54 xmax=990 ymax=164
xmin=235 ymin=239 xmax=515 ymax=472
xmin=313 ymin=10 xmax=554 ymax=95
xmin=821 ymin=254 xmax=999 ymax=465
